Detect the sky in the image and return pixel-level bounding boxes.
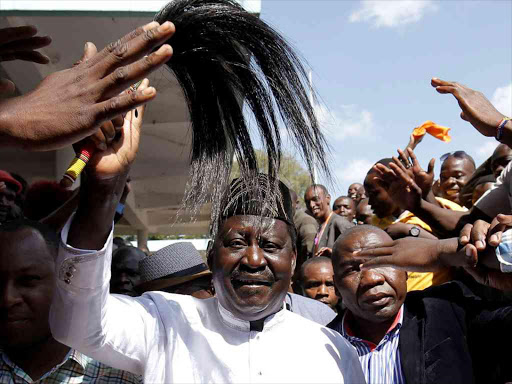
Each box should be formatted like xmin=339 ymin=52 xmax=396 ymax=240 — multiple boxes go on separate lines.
xmin=257 ymin=0 xmax=512 ymax=199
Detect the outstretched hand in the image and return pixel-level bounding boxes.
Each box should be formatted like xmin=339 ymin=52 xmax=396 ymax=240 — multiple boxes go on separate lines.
xmin=459 ymin=214 xmax=512 ymax=251
xmin=431 ymin=78 xmax=507 ymax=138
xmin=354 ymin=237 xmax=478 ymax=272
xmin=0 ymin=25 xmax=52 ymax=96
xmin=1 ymin=22 xmax=174 ymax=151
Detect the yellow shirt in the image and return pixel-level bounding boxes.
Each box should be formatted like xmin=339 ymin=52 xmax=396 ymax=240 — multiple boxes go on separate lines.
xmin=371 ymin=210 xmax=453 ymax=292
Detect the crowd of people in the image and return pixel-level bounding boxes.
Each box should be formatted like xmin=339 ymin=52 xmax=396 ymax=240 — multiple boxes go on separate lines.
xmin=1 ymin=0 xmax=512 ymax=383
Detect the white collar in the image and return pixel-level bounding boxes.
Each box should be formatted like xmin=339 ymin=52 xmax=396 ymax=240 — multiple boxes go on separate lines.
xmin=216 ymin=299 xmax=287 ymax=332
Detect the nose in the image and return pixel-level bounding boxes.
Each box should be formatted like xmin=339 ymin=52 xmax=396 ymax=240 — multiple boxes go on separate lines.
xmin=242 ymin=245 xmax=267 ymax=270
xmin=359 ymin=269 xmax=385 ymax=290
xmin=0 ymin=281 xmax=23 ymax=309
xmin=316 ymin=284 xmax=329 ymax=298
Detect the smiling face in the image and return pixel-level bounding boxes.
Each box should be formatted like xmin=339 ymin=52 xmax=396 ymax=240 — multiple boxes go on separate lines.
xmin=348 ymin=183 xmax=363 ymax=200
xmin=211 ymin=215 xmax=296 ymax=321
xmin=332 ymin=227 xmax=406 ymax=323
xmin=0 ymin=228 xmax=55 ymax=352
xmin=439 ymin=156 xmax=475 ymax=205
xmin=304 ymin=186 xmax=331 ymax=222
xmin=301 ymin=258 xmax=339 ymax=309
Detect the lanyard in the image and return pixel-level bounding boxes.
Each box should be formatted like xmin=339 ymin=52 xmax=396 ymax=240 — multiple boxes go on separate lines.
xmin=314 ymin=212 xmax=333 ymax=255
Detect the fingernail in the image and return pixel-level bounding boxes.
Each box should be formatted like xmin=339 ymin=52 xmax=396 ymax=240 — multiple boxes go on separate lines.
xmin=159 ymin=21 xmax=172 ymax=32
xmin=465 ymin=247 xmax=472 ymax=257
xmin=460 ymin=236 xmax=468 ymax=243
xmin=476 ymin=240 xmax=484 ymax=249
xmin=157 ymin=44 xmax=173 ymax=55
xmin=84 ymin=42 xmax=89 ymax=50
xmin=142 ymin=87 xmax=155 ymax=96
xmin=490 ymin=235 xmax=498 ymax=244
xmin=143 ymin=21 xmax=159 ymax=31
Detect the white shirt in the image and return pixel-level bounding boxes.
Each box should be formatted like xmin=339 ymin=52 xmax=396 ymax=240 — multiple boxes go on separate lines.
xmin=49 ymin=217 xmax=365 ymax=384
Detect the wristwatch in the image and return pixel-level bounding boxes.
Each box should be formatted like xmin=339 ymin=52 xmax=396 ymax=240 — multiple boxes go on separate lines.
xmin=409 ymin=226 xmax=421 ymax=237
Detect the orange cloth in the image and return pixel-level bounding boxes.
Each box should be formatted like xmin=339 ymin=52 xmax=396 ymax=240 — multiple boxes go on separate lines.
xmin=412 ymin=121 xmax=451 ymax=143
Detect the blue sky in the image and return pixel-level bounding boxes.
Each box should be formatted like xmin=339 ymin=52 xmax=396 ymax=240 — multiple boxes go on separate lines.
xmin=258 ymin=0 xmax=512 ymax=199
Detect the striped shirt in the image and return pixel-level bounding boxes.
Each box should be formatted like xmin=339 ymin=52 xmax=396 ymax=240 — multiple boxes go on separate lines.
xmin=0 ymin=348 xmax=141 ymax=384
xmin=340 ymin=306 xmax=405 ymax=384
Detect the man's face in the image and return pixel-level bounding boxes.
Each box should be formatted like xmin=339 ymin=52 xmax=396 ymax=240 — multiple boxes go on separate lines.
xmin=348 ymin=183 xmax=363 ymax=201
xmin=356 ymin=199 xmax=374 ymax=225
xmin=491 ymin=145 xmax=512 ymax=179
xmin=302 ymin=261 xmax=339 ymax=309
xmin=0 ymin=182 xmax=19 ymax=223
xmin=333 ymin=197 xmax=356 ymax=222
xmin=333 ymin=230 xmax=406 ymax=323
xmin=110 ymin=249 xmax=144 ymax=297
xmin=0 ymin=228 xmax=55 ymax=351
xmin=304 ymin=187 xmax=331 ymax=221
xmin=364 ymin=172 xmax=398 ymax=219
xmin=439 ymin=157 xmax=475 ymax=205
xmin=212 ymin=215 xmax=296 ymax=321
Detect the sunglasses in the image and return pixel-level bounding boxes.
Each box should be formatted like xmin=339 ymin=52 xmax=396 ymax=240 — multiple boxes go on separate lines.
xmin=440 ymin=150 xmax=469 ymax=163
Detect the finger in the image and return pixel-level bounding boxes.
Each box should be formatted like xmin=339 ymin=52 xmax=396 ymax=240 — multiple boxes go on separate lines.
xmin=93 ymin=22 xmax=174 ymax=78
xmin=0 ymin=78 xmax=15 ymax=96
xmin=85 ymin=22 xmax=160 ymax=68
xmin=496 ymin=214 xmax=512 ymax=225
xmin=0 ymin=26 xmax=38 ymax=45
xmin=434 ymin=85 xmax=457 ymax=95
xmin=0 ymin=51 xmax=50 ymax=64
xmin=459 ymin=223 xmax=473 ymax=245
xmin=0 ymin=35 xmax=52 ymax=52
xmin=360 ymin=256 xmax=407 ymax=271
xmin=124 ymin=78 xmax=149 ymax=124
xmin=97 ymin=44 xmax=172 ymax=99
xmin=112 ymin=114 xmax=125 ymax=129
xmin=407 ymin=148 xmax=419 ymax=167
xmin=89 ymin=129 xmax=108 ymax=151
xmin=471 ymin=221 xmax=488 ymax=251
xmin=93 ymin=86 xmax=156 ymax=126
xmin=388 ymin=162 xmax=410 ymax=181
xmin=353 ymin=245 xmax=395 ymax=258
xmin=101 ymin=120 xmax=117 ymax=144
xmin=463 ymin=244 xmax=478 ymax=268
xmin=427 ymin=158 xmax=435 ymax=175
xmin=74 ymin=42 xmax=98 ymax=67
xmin=397 ymin=149 xmax=411 ymax=168
xmin=460 ymin=111 xmax=469 ymax=121
xmin=391 ymin=156 xmax=409 ymax=173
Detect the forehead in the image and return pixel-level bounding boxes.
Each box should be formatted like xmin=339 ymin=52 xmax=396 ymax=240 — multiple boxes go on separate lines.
xmin=305 ymin=187 xmax=325 ymax=199
xmin=218 ymin=215 xmax=290 ymax=238
xmin=441 ymin=157 xmax=474 ymax=173
xmin=349 ymin=183 xmax=362 ymax=189
xmin=335 ymin=197 xmax=352 ymax=205
xmin=303 ymin=261 xmax=333 ymax=277
xmin=337 ymin=231 xmax=388 ymax=263
xmin=0 ymin=228 xmax=53 ymax=272
xmin=112 ymin=250 xmax=143 ymax=268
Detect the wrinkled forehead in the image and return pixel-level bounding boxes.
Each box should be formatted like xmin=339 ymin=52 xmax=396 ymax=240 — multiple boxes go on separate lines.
xmin=337 ymin=230 xmax=390 ymax=262
xmin=217 ymin=215 xmax=289 ymax=238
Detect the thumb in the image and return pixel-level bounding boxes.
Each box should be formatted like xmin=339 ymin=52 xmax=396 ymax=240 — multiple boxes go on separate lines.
xmin=427 ymin=158 xmax=435 ymax=175
xmin=74 ymin=42 xmax=97 ymax=66
xmin=496 ymin=214 xmax=512 ymax=225
xmin=0 ymin=78 xmax=15 ymax=96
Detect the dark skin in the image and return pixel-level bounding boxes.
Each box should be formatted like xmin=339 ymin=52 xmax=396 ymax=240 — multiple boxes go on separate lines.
xmin=348 ymin=183 xmax=363 ymax=201
xmin=304 ymin=186 xmax=333 ymax=256
xmin=301 ymin=260 xmax=339 ymax=309
xmin=472 ymin=182 xmax=494 ymax=206
xmin=491 ymin=144 xmax=512 ymax=179
xmin=165 ymin=275 xmax=214 ymax=299
xmin=110 ymin=248 xmax=145 ymax=297
xmin=0 ymin=181 xmax=19 ymax=223
xmin=0 ymin=22 xmax=174 ymax=151
xmin=0 ymin=228 xmax=69 ymax=380
xmin=332 ymin=228 xmax=407 ymax=345
xmin=439 ymin=156 xmax=475 ymax=206
xmin=364 ymin=171 xmax=402 ymax=219
xmin=356 ymin=198 xmax=374 ymax=225
xmin=333 ymin=196 xmax=356 ymax=222
xmin=211 ymin=215 xmax=296 ymax=322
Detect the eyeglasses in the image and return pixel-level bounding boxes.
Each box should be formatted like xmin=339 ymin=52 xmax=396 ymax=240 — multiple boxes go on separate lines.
xmin=440 ymin=150 xmax=470 ymax=163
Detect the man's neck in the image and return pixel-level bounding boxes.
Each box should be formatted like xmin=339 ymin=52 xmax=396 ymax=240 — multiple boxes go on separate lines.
xmin=347 ymin=312 xmax=397 ymax=345
xmin=319 ymin=209 xmax=332 ymax=224
xmin=6 ymin=336 xmax=70 ymax=381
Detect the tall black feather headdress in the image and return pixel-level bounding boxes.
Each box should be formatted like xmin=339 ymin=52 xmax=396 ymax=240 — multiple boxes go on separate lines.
xmin=154 ymin=0 xmax=330 ymax=237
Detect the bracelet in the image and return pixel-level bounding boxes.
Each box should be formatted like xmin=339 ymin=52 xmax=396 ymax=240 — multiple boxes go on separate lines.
xmin=496 ymin=117 xmax=511 ymax=142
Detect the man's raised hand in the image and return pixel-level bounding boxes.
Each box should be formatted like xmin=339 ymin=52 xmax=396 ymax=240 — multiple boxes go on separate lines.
xmin=431 ymin=78 xmax=507 ymax=138
xmin=1 ymin=22 xmax=174 ymax=151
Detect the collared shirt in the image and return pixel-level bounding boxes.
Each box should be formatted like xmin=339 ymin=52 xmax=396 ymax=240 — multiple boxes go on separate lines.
xmin=0 ymin=348 xmax=141 ymax=384
xmin=340 ymin=306 xmax=405 ymax=384
xmin=49 ymin=216 xmax=365 ymax=384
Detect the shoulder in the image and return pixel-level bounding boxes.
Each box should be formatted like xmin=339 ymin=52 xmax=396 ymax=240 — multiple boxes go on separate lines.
xmin=78 ymin=352 xmax=143 ymax=383
xmin=286 ymin=292 xmax=336 ymax=325
xmin=294 ymin=209 xmax=317 ymax=226
xmin=331 ymin=214 xmax=354 ymax=230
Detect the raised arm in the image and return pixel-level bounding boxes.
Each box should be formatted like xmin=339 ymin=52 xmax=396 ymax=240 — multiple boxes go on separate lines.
xmin=49 ymin=79 xmax=162 ymax=374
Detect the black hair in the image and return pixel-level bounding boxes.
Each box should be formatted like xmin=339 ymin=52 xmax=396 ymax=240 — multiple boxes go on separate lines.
xmin=154 ymin=0 xmax=330 ymax=236
xmin=113 ymin=245 xmax=147 ymax=261
xmin=305 ymin=184 xmax=329 ymax=198
xmin=441 ymin=151 xmax=476 ymax=168
xmin=298 ymin=256 xmax=332 ymax=282
xmin=0 ymin=218 xmax=59 ymax=256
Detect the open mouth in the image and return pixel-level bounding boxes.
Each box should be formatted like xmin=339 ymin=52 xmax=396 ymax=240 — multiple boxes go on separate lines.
xmin=231 ymin=278 xmax=272 ymax=289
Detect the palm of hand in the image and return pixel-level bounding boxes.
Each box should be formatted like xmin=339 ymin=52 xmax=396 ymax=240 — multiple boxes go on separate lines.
xmin=387 ymin=177 xmax=421 ymax=211
xmin=412 ymin=164 xmax=434 ymax=193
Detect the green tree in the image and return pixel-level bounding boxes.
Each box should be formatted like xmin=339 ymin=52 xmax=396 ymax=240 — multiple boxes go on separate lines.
xmin=230 ymin=149 xmax=312 ymax=205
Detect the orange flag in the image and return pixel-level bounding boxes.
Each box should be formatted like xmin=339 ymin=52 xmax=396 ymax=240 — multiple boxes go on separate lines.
xmin=412 ymin=121 xmax=451 ymax=143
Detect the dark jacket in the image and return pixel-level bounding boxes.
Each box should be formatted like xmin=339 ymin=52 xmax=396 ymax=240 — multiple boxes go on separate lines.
xmin=328 ymin=281 xmax=512 ymax=384
xmin=317 ymin=213 xmax=353 ymax=251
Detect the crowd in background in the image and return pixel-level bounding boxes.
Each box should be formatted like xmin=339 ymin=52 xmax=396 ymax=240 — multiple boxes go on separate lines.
xmin=1 ymin=4 xmax=512 ymax=383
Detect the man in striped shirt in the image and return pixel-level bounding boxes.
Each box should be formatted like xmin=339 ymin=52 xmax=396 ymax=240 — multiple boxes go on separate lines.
xmin=328 ymin=225 xmax=407 ymax=384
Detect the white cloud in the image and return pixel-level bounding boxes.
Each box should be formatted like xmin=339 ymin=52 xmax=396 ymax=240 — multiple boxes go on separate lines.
xmin=476 ymin=140 xmax=498 ymax=160
xmin=349 ymin=0 xmax=438 ymax=28
xmin=315 ymin=104 xmax=374 ymax=141
xmin=335 ymin=158 xmax=374 ymax=183
xmin=491 ymin=83 xmax=512 ymax=117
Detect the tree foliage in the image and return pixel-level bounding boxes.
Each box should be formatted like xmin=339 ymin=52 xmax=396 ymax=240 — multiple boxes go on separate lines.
xmin=230 ymin=149 xmax=312 ymax=204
